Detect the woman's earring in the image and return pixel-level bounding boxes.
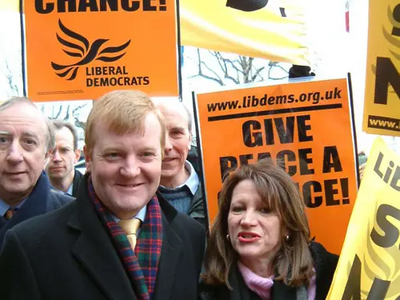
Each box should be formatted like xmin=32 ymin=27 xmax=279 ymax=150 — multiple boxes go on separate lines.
xmin=226 ymin=234 xmax=230 ymax=241
xmin=285 ymin=235 xmax=290 ymax=241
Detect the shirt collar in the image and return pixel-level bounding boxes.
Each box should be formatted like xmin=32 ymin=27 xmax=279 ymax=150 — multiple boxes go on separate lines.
xmin=66 ymin=183 xmax=73 ymax=196
xmin=111 ymin=205 xmax=147 ymax=223
xmin=174 ymin=161 xmax=199 ymax=195
xmin=0 ymin=197 xmax=28 ymax=217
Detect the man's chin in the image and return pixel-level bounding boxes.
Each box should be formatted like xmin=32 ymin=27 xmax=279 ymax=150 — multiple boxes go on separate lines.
xmin=161 ymin=170 xmax=177 ymax=179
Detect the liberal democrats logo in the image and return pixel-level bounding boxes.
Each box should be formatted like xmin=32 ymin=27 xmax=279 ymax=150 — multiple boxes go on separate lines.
xmin=51 ymin=19 xmax=131 ymax=80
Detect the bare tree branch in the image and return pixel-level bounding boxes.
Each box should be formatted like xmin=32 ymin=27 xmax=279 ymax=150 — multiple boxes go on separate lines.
xmin=4 ymin=59 xmax=20 ymax=96
xmin=72 ymin=104 xmax=87 ymax=115
xmin=252 ymin=66 xmax=265 ymax=81
xmin=188 ymin=48 xmax=274 ymax=86
xmin=63 ymin=105 xmax=71 ymax=121
xmin=54 ymin=106 xmax=63 ymax=119
xmin=197 ymin=49 xmax=224 ymax=85
xmin=74 ymin=117 xmax=86 ymax=131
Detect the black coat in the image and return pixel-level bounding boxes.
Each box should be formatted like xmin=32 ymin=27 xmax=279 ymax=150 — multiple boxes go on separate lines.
xmin=199 ymin=241 xmax=338 ymax=300
xmin=0 ymin=174 xmax=206 ymax=300
xmin=71 ymin=169 xmax=84 ymax=197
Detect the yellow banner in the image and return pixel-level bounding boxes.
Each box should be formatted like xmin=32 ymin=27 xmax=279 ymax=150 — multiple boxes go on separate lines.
xmin=363 ymin=0 xmax=400 ymax=136
xmin=180 ymin=0 xmax=310 ymax=65
xmin=0 ymin=0 xmax=18 ymax=11
xmin=327 ymin=138 xmax=400 ymax=299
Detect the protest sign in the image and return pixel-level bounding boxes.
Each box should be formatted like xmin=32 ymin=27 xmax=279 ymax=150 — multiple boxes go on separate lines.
xmin=363 ymin=0 xmax=400 ymax=136
xmin=23 ymin=0 xmax=179 ymax=101
xmin=195 ymin=78 xmax=358 ymax=254
xmin=328 ymin=138 xmax=400 ymax=299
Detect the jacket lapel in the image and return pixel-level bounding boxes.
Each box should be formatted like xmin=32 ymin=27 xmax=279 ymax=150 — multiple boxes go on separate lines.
xmin=0 ymin=173 xmax=49 ymax=248
xmin=68 ymin=175 xmax=136 ymax=300
xmin=153 ymin=194 xmax=183 ymax=300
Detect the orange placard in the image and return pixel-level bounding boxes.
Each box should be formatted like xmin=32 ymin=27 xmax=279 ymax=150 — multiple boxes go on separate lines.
xmin=23 ymin=0 xmax=179 ymax=101
xmin=195 ymin=78 xmax=358 ymax=254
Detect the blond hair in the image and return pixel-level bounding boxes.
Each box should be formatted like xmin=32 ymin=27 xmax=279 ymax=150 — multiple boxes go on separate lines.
xmin=85 ymin=90 xmax=166 ymax=156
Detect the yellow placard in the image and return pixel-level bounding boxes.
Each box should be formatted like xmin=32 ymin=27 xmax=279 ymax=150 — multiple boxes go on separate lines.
xmin=363 ymin=0 xmax=400 ymax=136
xmin=180 ymin=0 xmax=310 ymax=64
xmin=327 ymin=138 xmax=400 ymax=299
xmin=23 ymin=0 xmax=179 ymax=101
xmin=195 ymin=78 xmax=357 ymax=254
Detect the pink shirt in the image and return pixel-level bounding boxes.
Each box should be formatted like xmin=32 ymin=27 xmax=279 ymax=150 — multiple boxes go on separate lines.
xmin=238 ymin=262 xmax=316 ymax=300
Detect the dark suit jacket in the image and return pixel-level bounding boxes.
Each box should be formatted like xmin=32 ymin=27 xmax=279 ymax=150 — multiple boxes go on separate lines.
xmin=0 ymin=174 xmax=206 ymax=300
xmin=0 ymin=172 xmax=74 ymax=248
xmin=71 ymin=169 xmax=84 ymax=197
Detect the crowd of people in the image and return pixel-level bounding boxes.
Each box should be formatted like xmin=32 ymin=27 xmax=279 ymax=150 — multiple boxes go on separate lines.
xmin=0 ymin=90 xmax=337 ymax=300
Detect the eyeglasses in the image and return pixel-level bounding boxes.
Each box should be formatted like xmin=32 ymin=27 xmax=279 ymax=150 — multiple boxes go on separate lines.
xmin=50 ymin=147 xmax=74 ymax=156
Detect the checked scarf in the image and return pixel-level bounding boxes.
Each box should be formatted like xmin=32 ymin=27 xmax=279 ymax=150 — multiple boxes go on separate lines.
xmin=88 ymin=177 xmax=163 ymax=300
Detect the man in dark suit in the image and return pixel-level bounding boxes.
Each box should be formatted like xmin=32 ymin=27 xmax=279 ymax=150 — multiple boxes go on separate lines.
xmin=0 ymin=91 xmax=206 ymax=300
xmin=0 ymin=97 xmax=74 ymax=248
xmin=46 ymin=120 xmax=83 ymax=197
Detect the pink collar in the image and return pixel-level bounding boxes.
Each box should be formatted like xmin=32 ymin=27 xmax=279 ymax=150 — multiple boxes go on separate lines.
xmin=238 ymin=261 xmax=274 ymax=300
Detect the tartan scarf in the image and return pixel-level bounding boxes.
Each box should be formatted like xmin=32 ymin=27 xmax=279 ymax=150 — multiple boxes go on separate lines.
xmin=88 ymin=177 xmax=163 ymax=300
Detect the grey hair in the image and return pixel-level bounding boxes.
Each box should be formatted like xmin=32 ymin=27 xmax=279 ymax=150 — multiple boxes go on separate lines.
xmin=0 ymin=97 xmax=55 ymax=153
xmin=51 ymin=119 xmax=79 ymax=150
xmin=182 ymin=102 xmax=193 ymax=134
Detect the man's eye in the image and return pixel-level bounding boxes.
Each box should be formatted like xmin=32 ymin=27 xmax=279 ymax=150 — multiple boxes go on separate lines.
xmin=141 ymin=152 xmax=156 ymax=161
xmin=0 ymin=137 xmax=9 ymax=144
xmin=24 ymin=139 xmax=38 ymax=146
xmin=143 ymin=152 xmax=155 ymax=157
xmin=60 ymin=148 xmax=71 ymax=154
xmin=106 ymin=153 xmax=120 ymax=159
xmin=170 ymin=130 xmax=184 ymax=137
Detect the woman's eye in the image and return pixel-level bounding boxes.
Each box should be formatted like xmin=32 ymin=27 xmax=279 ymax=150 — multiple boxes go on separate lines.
xmin=260 ymin=207 xmax=271 ymax=214
xmin=231 ymin=206 xmax=244 ymax=213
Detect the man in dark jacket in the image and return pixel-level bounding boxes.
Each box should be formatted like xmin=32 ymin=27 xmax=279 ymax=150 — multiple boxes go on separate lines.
xmin=154 ymin=100 xmax=208 ymax=229
xmin=46 ymin=120 xmax=83 ymax=197
xmin=0 ymin=90 xmax=205 ymax=300
xmin=0 ymin=97 xmax=74 ymax=248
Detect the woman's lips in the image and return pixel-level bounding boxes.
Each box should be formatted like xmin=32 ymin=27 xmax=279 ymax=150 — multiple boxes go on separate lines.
xmin=237 ymin=231 xmax=261 ymax=243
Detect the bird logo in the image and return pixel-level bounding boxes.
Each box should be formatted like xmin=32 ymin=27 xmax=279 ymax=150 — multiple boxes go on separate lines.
xmin=51 ymin=19 xmax=131 ymax=81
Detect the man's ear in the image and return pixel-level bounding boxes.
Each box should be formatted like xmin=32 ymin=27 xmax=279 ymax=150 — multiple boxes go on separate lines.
xmin=188 ymin=134 xmax=192 ymax=150
xmin=74 ymin=149 xmax=81 ymax=164
xmin=43 ymin=148 xmax=52 ymax=170
xmin=83 ymin=145 xmax=91 ymax=173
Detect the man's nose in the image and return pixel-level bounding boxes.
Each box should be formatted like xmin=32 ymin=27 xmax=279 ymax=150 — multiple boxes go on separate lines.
xmin=51 ymin=150 xmax=62 ymax=161
xmin=6 ymin=141 xmax=24 ymax=163
xmin=120 ymin=156 xmax=141 ymax=177
xmin=164 ymin=134 xmax=173 ymax=152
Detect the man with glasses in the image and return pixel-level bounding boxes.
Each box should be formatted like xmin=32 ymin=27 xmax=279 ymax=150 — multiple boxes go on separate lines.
xmin=46 ymin=120 xmax=83 ymax=197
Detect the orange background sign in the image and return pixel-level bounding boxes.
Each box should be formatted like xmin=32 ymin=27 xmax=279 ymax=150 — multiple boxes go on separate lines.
xmin=23 ymin=0 xmax=179 ymax=101
xmin=195 ymin=78 xmax=357 ymax=254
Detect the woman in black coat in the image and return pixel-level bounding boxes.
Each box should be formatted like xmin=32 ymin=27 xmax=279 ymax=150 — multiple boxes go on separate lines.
xmin=199 ymin=159 xmax=338 ymax=300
